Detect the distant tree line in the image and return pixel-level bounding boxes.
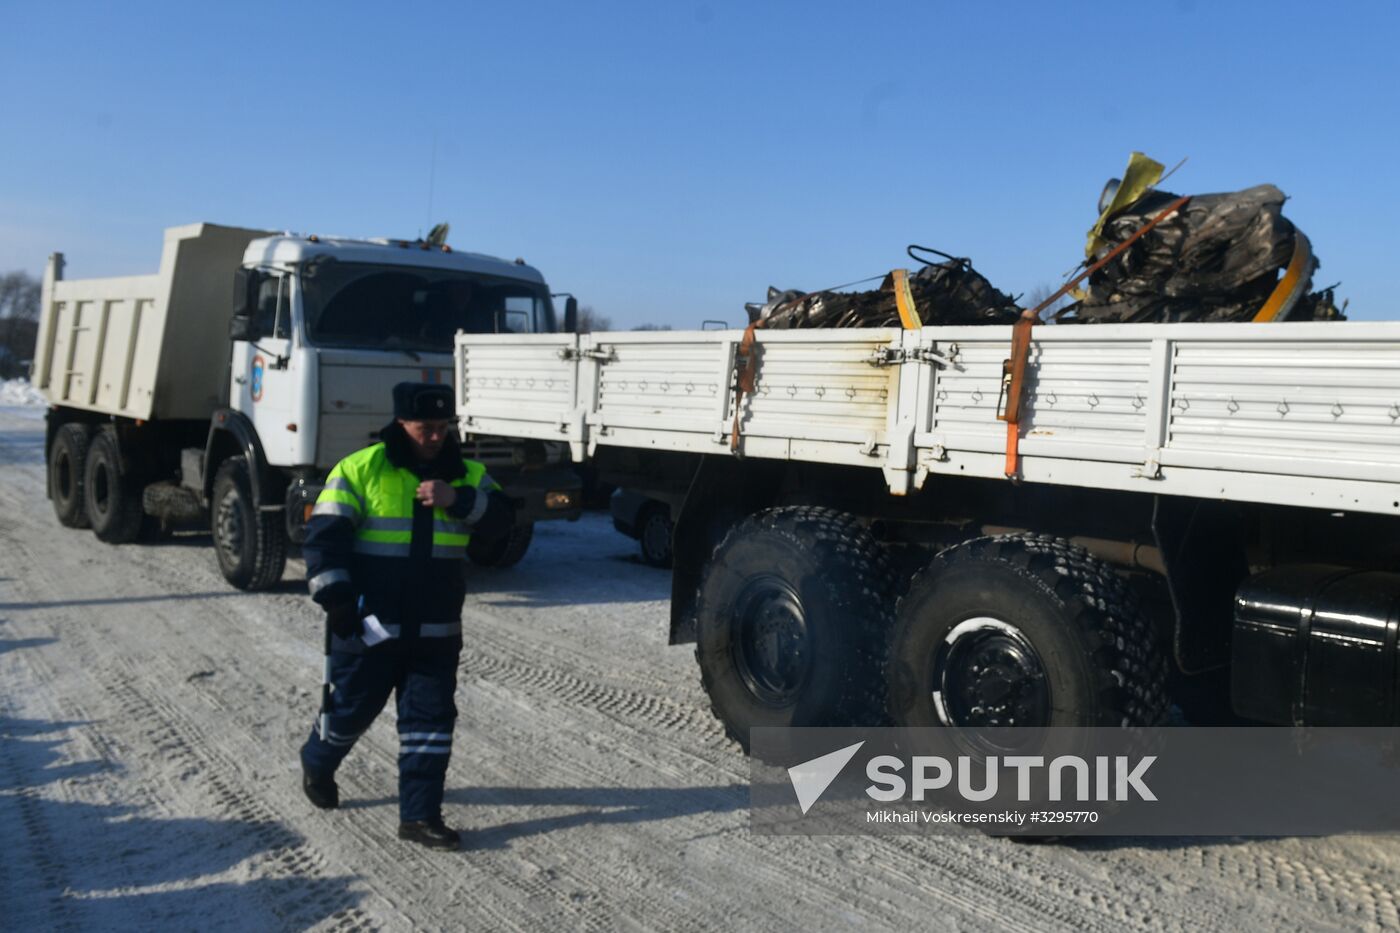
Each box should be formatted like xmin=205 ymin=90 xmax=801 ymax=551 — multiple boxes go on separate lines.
xmin=575 ymin=306 xmax=612 ymax=333
xmin=1022 ymin=283 xmax=1073 ymax=317
xmin=572 ymin=305 xmax=672 ymax=333
xmin=0 ymin=271 xmax=40 ymax=379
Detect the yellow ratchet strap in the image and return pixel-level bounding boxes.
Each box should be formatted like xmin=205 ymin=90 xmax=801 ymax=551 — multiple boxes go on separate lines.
xmin=1253 ymin=233 xmax=1314 ymax=322
xmin=887 ymin=269 xmax=922 ymax=329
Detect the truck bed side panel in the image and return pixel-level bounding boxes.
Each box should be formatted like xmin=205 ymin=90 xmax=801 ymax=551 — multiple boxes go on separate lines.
xmin=456 ymin=320 xmax=1400 ymax=517
xmin=581 ymin=329 xmax=902 ymax=463
xmin=455 ymin=332 xmax=583 ymax=459
xmin=39 ymin=275 xmax=159 ymax=418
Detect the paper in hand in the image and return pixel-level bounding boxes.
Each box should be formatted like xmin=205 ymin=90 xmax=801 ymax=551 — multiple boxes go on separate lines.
xmin=362 ymin=613 xmax=392 ymax=646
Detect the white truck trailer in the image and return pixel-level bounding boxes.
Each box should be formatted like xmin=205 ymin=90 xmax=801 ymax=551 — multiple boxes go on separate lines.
xmin=34 ymin=223 xmax=582 ymax=589
xmin=455 ymin=321 xmax=1400 ymax=742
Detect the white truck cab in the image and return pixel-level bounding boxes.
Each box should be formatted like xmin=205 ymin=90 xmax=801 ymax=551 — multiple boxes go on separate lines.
xmin=228 ymin=232 xmax=557 ymax=468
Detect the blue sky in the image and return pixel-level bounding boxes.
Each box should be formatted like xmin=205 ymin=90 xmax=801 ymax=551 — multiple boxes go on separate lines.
xmin=3 ymin=1 xmax=1397 ymax=326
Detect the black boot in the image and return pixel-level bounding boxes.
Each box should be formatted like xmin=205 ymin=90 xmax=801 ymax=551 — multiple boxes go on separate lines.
xmin=398 ymin=817 xmax=461 ymax=850
xmin=302 ymin=769 xmax=339 ymax=810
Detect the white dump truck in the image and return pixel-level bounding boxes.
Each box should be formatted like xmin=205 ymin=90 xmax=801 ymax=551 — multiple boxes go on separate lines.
xmin=34 ymin=223 xmax=581 ymax=590
xmin=455 ymin=321 xmax=1400 ymax=742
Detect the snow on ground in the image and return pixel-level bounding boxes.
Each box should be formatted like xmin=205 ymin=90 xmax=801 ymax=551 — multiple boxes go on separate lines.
xmin=1 ymin=378 xmax=45 ymax=417
xmin=1 ymin=405 xmax=1399 ymax=931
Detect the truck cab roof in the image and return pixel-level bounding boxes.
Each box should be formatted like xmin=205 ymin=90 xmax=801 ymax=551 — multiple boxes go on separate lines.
xmin=242 ymin=232 xmax=547 ymax=285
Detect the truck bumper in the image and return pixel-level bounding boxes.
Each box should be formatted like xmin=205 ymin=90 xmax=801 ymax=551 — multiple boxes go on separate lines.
xmin=499 ymin=466 xmax=584 ymax=523
xmin=285 ymin=477 xmax=319 ymax=544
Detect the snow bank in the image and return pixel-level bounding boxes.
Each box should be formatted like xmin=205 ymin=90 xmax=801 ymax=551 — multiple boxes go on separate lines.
xmin=1 ymin=378 xmax=45 ymax=407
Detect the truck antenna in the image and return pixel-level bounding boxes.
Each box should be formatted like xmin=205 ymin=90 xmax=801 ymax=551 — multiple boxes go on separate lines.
xmin=425 ymin=131 xmax=438 ymax=237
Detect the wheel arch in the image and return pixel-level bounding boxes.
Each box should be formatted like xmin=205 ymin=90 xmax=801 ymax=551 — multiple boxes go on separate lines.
xmin=203 ymin=409 xmax=279 ymax=507
xmin=670 ymin=456 xmax=785 ymax=644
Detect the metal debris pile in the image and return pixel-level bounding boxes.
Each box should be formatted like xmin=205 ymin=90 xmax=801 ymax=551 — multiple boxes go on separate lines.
xmin=744 ymin=155 xmax=1344 ymax=328
xmin=1066 ymin=179 xmax=1343 ymax=323
xmin=744 ymin=249 xmax=1021 ymax=329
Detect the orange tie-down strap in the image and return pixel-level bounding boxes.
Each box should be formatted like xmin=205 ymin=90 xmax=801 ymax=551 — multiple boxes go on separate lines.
xmin=730 ymin=319 xmax=765 ymax=452
xmin=997 ymin=317 xmax=1036 ymax=478
xmin=993 ymin=194 xmax=1193 ymax=479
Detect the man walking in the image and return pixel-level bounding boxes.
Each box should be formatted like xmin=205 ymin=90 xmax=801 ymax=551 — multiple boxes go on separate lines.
xmin=299 ymin=382 xmax=513 ymax=849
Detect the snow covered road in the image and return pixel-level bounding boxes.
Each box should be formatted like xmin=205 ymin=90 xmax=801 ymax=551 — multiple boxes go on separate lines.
xmin=1 ymin=402 xmax=1398 ymax=931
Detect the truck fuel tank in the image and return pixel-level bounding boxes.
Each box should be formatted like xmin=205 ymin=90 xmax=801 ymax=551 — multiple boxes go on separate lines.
xmin=1233 ymin=565 xmax=1400 ymax=725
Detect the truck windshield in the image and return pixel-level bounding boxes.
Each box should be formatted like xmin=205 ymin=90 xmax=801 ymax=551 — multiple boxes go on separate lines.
xmin=300 ymin=260 xmax=554 ymax=351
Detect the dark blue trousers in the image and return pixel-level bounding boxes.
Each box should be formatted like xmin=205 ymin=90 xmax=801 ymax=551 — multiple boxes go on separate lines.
xmin=300 ymin=644 xmax=459 ymax=822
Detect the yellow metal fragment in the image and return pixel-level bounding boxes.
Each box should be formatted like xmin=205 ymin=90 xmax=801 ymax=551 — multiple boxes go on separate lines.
xmin=1085 ymin=152 xmax=1166 ymax=257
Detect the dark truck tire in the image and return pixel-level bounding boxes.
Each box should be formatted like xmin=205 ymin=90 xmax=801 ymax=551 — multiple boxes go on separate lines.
xmin=638 ymin=503 xmax=674 ymax=568
xmin=886 ymin=534 xmax=1168 ymax=734
xmin=84 ymin=429 xmax=145 ymax=543
xmin=212 ymin=458 xmax=286 ymax=590
xmin=694 ymin=507 xmax=896 ymax=752
xmin=467 ymin=521 xmax=533 ymax=569
xmin=49 ymin=423 xmax=92 ymax=528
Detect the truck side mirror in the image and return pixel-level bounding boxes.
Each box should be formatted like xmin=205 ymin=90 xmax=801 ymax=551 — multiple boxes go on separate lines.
xmin=229 ymin=315 xmax=261 ymax=341
xmin=230 ymin=269 xmax=263 ymax=341
xmin=232 ymin=268 xmax=253 ymax=317
xmin=564 ymin=296 xmax=579 ymax=334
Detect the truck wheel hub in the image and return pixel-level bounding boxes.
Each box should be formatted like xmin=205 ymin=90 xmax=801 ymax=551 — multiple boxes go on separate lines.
xmin=642 ymin=516 xmax=669 ymax=557
xmin=732 ymin=577 xmax=810 ymax=706
xmin=934 ymin=616 xmax=1049 ymax=729
xmin=216 ymin=497 xmax=244 ymax=554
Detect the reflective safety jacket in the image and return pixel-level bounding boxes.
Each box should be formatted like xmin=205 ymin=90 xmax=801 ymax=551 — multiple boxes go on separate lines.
xmin=303 ymin=422 xmax=513 ymax=651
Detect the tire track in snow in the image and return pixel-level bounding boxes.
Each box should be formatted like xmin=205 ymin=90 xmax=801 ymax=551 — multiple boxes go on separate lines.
xmin=1 ymin=407 xmax=1395 ymax=932
xmin=461 ymin=606 xmax=1352 ymax=933
xmin=0 ymin=667 xmax=84 ymax=933
xmin=91 ymin=658 xmax=382 ymax=933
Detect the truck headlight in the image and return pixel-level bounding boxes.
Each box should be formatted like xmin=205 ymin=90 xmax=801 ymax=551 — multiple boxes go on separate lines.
xmin=545 ymin=491 xmax=575 ymax=510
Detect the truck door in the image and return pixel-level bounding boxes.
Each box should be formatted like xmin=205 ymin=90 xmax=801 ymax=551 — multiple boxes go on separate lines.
xmin=230 ymin=269 xmax=301 ymax=466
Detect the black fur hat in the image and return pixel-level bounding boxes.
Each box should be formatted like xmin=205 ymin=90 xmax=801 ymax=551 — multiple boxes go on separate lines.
xmin=392 ymin=382 xmax=453 ymax=420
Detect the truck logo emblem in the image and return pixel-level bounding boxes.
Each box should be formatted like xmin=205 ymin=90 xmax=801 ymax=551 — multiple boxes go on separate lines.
xmin=251 ymin=355 xmax=265 ymax=402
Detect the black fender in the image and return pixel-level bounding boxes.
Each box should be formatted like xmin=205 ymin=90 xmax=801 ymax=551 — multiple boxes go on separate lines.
xmin=43 ymin=408 xmax=59 ymax=500
xmin=668 ymin=455 xmax=783 ymax=645
xmin=1151 ymin=495 xmax=1250 ymax=674
xmin=204 ymin=409 xmax=279 ymax=507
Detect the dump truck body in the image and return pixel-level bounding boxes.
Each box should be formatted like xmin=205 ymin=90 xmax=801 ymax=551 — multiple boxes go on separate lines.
xmin=33 ymin=223 xmax=273 ymax=421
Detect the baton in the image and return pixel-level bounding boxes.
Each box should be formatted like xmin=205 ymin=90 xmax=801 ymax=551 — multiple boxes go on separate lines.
xmin=318 ymin=609 xmax=332 ymax=742
xmin=319 ymin=594 xmax=364 ymax=741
